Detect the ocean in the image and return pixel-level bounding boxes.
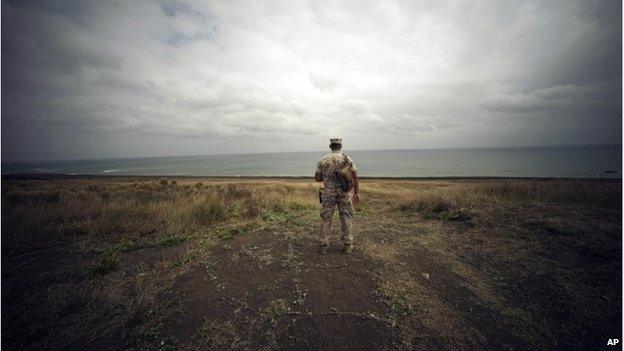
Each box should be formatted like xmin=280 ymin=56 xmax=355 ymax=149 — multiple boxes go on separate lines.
xmin=2 ymin=145 xmax=621 ymax=178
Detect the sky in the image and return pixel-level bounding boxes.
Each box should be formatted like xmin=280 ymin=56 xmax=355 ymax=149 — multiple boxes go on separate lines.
xmin=2 ymin=0 xmax=622 ymax=162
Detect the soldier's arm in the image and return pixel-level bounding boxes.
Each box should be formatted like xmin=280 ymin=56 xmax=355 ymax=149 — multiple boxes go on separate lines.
xmin=346 ymin=156 xmax=360 ymax=201
xmin=352 ymin=170 xmax=360 ymax=204
xmin=315 ymin=160 xmax=323 ymax=182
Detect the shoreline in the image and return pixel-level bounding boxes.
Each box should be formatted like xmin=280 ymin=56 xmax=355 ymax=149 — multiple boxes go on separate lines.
xmin=2 ymin=173 xmax=621 ymax=182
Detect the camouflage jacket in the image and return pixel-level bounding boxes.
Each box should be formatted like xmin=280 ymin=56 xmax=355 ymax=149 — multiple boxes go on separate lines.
xmin=316 ymin=151 xmax=357 ymax=191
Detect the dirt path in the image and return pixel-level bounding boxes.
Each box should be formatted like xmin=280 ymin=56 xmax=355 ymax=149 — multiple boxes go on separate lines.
xmin=155 ymin=213 xmax=530 ymax=350
xmin=161 ymin=227 xmax=401 ymax=350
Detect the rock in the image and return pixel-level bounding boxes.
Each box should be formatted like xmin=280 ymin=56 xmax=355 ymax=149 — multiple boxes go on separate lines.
xmin=422 ymin=273 xmax=430 ymax=280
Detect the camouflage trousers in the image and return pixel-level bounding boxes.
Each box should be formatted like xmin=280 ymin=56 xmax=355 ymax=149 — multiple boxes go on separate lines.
xmin=318 ymin=189 xmax=354 ymax=246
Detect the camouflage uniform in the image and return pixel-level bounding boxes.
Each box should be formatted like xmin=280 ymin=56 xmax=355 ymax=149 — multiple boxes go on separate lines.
xmin=316 ymin=150 xmax=357 ymax=247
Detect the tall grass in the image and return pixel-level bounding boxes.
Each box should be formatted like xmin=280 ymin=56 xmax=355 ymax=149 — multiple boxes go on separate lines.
xmin=391 ymin=180 xmax=620 ymax=217
xmin=1 ymin=180 xmax=319 ymax=255
xmin=472 ymin=180 xmax=621 ymax=205
xmin=2 ymin=178 xmax=618 ymax=255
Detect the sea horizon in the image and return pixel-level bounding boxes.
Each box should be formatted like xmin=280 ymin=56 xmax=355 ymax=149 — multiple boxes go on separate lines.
xmin=2 ymin=144 xmax=621 ymax=179
xmin=3 ymin=143 xmax=622 ymax=164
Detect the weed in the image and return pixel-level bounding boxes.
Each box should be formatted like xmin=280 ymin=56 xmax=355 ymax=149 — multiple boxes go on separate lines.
xmin=383 ymin=295 xmax=413 ymax=318
xmin=194 ymin=195 xmax=227 ymax=224
xmin=281 ymin=244 xmax=299 ymax=271
xmin=230 ymin=252 xmax=240 ymax=263
xmin=397 ymin=193 xmax=454 ymax=214
xmin=257 ymin=253 xmax=274 ymax=267
xmin=111 ymin=239 xmax=144 ymax=253
xmin=266 ymin=299 xmax=291 ymax=318
xmin=396 ymin=190 xmax=472 ymax=222
xmin=292 ymin=278 xmax=307 ymax=306
xmin=87 ymin=253 xmax=119 ymax=278
xmin=105 ymin=235 xmax=188 ymax=255
xmin=155 ymin=234 xmax=187 ymax=247
xmin=218 ymin=222 xmax=257 ymax=240
xmin=244 ymin=196 xmax=263 ymax=217
xmin=171 ymin=250 xmax=198 ymax=268
xmin=262 ymin=211 xmax=306 ymax=227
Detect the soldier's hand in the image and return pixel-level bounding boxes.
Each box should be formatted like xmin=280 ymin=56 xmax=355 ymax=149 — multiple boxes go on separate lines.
xmin=353 ymin=193 xmax=361 ymax=205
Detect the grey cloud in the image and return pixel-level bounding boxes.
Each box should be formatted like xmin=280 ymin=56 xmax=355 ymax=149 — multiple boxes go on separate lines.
xmin=480 ymin=83 xmax=617 ymax=113
xmin=1 ymin=0 xmax=621 ymax=161
xmin=341 ymin=99 xmax=372 ymax=115
xmin=161 ymin=3 xmax=218 ymax=46
xmin=370 ymin=114 xmax=461 ymax=134
xmin=309 ymin=73 xmax=342 ymax=92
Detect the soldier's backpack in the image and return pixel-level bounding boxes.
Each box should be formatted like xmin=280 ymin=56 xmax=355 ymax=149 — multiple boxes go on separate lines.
xmin=335 ymin=154 xmax=354 ymax=192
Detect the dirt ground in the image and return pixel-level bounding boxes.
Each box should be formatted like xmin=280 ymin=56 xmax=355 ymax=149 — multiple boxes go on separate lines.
xmin=1 ymin=176 xmax=621 ymax=350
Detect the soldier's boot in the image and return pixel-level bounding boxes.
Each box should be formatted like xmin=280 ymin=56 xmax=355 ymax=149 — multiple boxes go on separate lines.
xmin=343 ymin=243 xmax=354 ymax=254
xmin=319 ymin=245 xmax=328 ymax=255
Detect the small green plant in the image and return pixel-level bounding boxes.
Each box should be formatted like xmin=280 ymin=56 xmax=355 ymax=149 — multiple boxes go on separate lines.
xmin=155 ymin=234 xmax=187 ymax=247
xmin=105 ymin=235 xmax=188 ymax=255
xmin=262 ymin=212 xmax=305 ymax=226
xmin=281 ymin=244 xmax=299 ymax=271
xmin=111 ymin=239 xmax=144 ymax=253
xmin=262 ymin=212 xmax=287 ymax=224
xmin=266 ymin=299 xmax=291 ymax=318
xmin=169 ymin=250 xmax=198 ymax=268
xmin=218 ymin=222 xmax=255 ymax=240
xmin=257 ymin=253 xmax=274 ymax=266
xmin=87 ymin=253 xmax=118 ymax=278
xmin=385 ymin=295 xmax=412 ymax=318
xmin=287 ymin=201 xmax=310 ymax=211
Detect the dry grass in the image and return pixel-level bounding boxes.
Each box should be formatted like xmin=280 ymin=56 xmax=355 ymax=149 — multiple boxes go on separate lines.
xmin=1 ymin=179 xmax=320 ymax=255
xmin=470 ymin=179 xmax=621 ymax=205
xmin=389 ymin=179 xmax=620 ymax=223
xmin=1 ymin=176 xmax=620 ymax=350
xmin=1 ymin=178 xmax=323 ymax=350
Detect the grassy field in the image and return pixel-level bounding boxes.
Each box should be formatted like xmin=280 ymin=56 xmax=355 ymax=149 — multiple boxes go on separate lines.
xmin=1 ymin=176 xmax=621 ymax=350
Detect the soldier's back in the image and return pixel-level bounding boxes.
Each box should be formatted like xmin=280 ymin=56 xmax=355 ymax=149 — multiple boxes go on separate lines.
xmin=317 ymin=151 xmax=356 ymax=191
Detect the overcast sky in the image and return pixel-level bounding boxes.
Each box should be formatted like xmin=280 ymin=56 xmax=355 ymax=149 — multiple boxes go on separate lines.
xmin=2 ymin=0 xmax=622 ymax=161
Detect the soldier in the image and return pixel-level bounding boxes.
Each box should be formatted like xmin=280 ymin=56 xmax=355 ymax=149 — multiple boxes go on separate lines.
xmin=314 ymin=138 xmax=360 ymax=255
